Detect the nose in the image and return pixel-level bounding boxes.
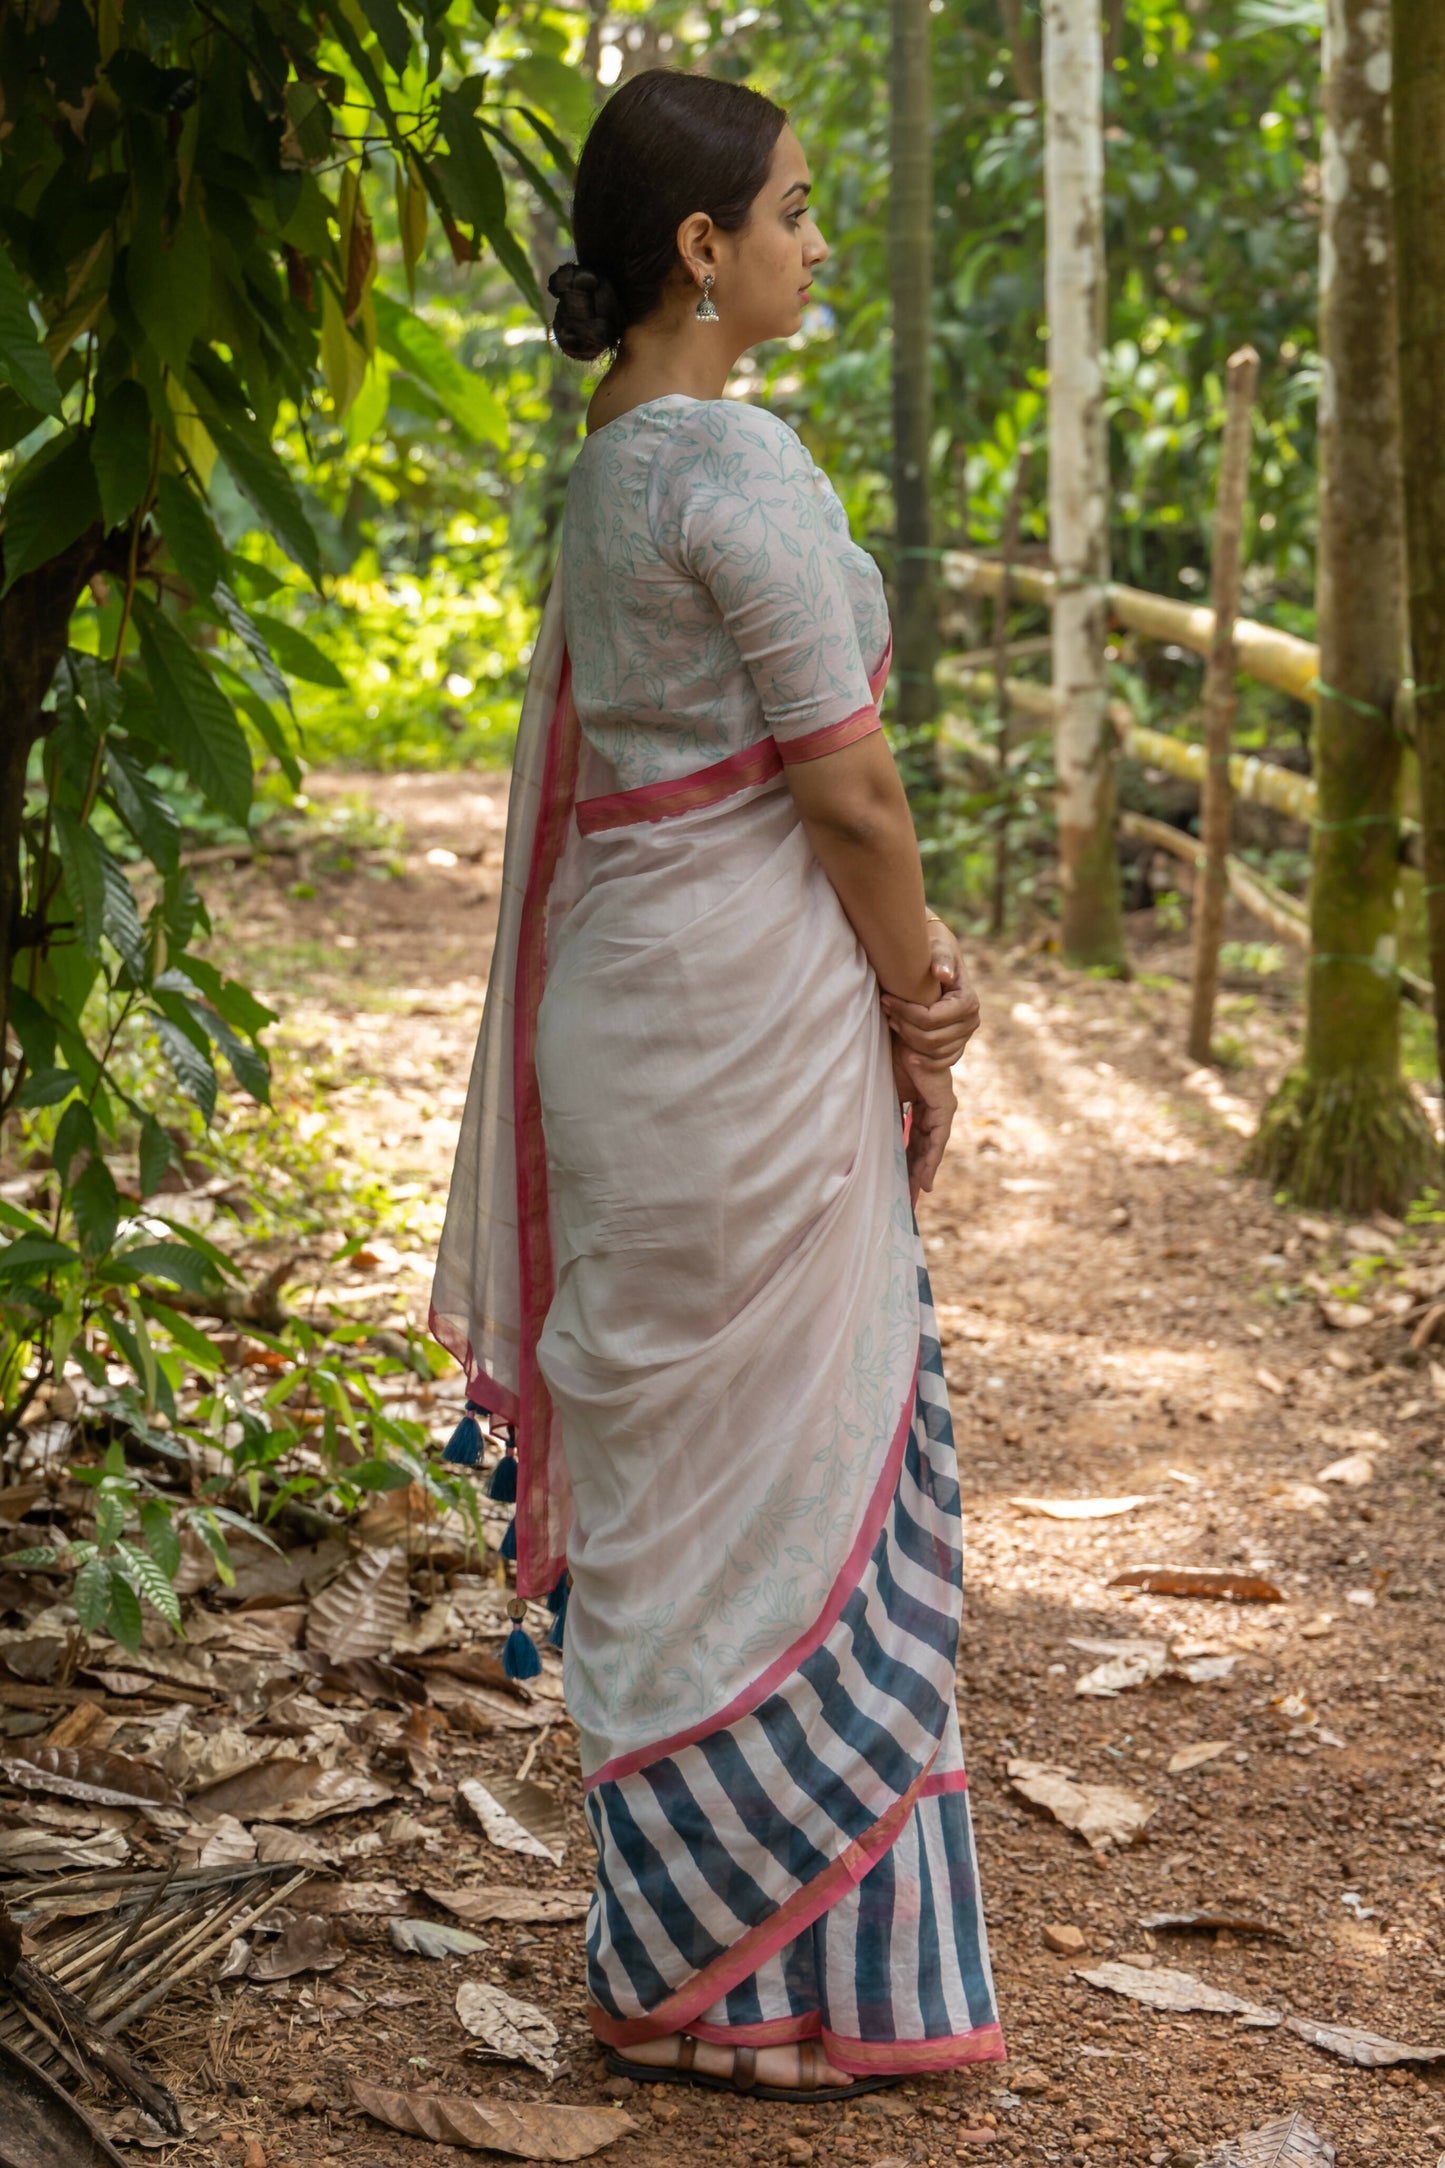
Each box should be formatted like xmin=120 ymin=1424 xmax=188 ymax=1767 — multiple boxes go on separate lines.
xmin=807 ymin=226 xmax=829 ymax=269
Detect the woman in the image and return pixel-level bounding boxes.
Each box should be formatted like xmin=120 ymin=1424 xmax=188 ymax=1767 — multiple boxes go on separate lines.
xmin=430 ymin=68 xmax=1004 ymax=2100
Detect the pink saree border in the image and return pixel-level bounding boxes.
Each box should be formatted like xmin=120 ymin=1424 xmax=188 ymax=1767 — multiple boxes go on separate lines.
xmin=576 ymin=735 xmax=783 ymax=835
xmin=510 ymin=650 xmax=581 ymax=1601
xmin=775 ymin=703 xmax=881 ymax=767
xmin=585 ymin=1750 xmax=937 ymax=2051
xmin=585 ymin=1346 xmax=922 ymax=1793
xmin=422 ymin=1324 xmax=520 ymax=1428
xmin=683 ymin=2017 xmax=1006 ymax=2076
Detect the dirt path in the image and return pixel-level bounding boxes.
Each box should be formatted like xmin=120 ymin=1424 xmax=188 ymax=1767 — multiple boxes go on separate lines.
xmin=194 ymin=773 xmax=1445 ymax=2168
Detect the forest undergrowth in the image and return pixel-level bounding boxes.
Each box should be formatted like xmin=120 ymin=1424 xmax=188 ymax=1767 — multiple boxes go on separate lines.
xmin=3 ymin=770 xmax=1445 ymax=2168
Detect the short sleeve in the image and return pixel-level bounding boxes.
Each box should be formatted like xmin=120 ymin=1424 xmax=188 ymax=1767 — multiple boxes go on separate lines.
xmin=649 ymin=404 xmax=883 ymax=762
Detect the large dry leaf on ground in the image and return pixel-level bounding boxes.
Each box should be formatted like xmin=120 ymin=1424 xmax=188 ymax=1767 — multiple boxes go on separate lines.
xmin=1141 ymin=1910 xmax=1288 ymax=1941
xmin=459 ymin=1775 xmax=567 ymax=1865
xmin=393 ymin=1599 xmax=464 ymax=1655
xmin=1283 ymin=2015 xmax=1445 ymax=2067
xmin=225 ymin=1533 xmax=349 ymax=1603
xmin=1012 ymin=1495 xmax=1150 ymax=1520
xmin=1006 ymin=1761 xmax=1155 ymax=1850
xmin=176 ymin=1813 xmax=257 ymax=1869
xmin=1077 ymin=1961 xmax=1277 ymax=2021
xmin=0 ymin=1744 xmax=184 ymax=1810
xmin=191 ymin=1754 xmax=323 ymax=1821
xmin=252 ymin=1823 xmax=331 ymax=1867
xmin=162 ymin=1727 xmax=278 ymax=1793
xmin=388 ymin=1917 xmax=489 ymax=1959
xmin=1202 ymin=2113 xmax=1335 ymax=2165
xmin=414 ymin=1649 xmax=535 ymax=1700
xmin=297 ymin=1879 xmax=409 ymax=1915
xmin=84 ymin=1642 xmax=218 ymax=1692
xmin=0 ymin=1634 xmax=65 ymax=1681
xmin=305 ymin=1547 xmax=409 ymax=1662
xmin=1108 ymin=1566 xmax=1284 ymax=1602
xmin=247 ymin=1914 xmax=350 ymax=1980
xmin=421 ymin=1675 xmax=542 ymax=1729
xmin=347 ymin=2078 xmax=635 ymax=2160
xmin=455 ymin=1979 xmax=559 ymax=2077
xmin=428 ymin=1885 xmax=591 ymax=1925
xmin=267 ymin=1764 xmax=394 ymax=1826
xmin=0 ymin=1826 xmax=129 ymax=1872
xmin=1168 ymin=1741 xmax=1232 ymax=1774
xmin=1071 ymin=1639 xmax=1169 ymax=1696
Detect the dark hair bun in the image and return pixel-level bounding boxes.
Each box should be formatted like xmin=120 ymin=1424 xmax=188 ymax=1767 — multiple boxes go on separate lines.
xmin=548 ymin=262 xmax=625 ymax=363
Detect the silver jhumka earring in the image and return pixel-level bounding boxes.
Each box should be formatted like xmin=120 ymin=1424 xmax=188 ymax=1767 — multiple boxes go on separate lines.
xmin=695 ymin=273 xmax=719 ymax=322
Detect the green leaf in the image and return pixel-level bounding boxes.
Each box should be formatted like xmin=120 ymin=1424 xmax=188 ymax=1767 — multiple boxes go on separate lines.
xmin=106 ymin=1568 xmax=145 ymax=1650
xmin=138 ymin=1115 xmax=175 ymax=1197
xmin=1 ymin=430 xmax=100 ymax=595
xmin=53 ymin=1099 xmax=97 ymax=1182
xmin=5 ymin=1547 xmax=60 ymax=1570
xmin=91 ymin=380 xmax=154 ymax=531
xmin=139 ymin=1500 xmax=182 ymax=1580
xmin=53 ymin=809 xmax=106 ymax=957
xmin=503 ymin=54 xmax=594 ymax=144
xmin=211 ymin=582 xmax=291 ymax=707
xmin=345 ymin=1457 xmax=415 ymax=1492
xmin=105 ymin=741 xmax=181 ymax=875
xmin=478 ymin=118 xmax=568 ymax=227
xmin=15 ymin=1067 xmax=81 ymax=1108
xmin=155 ymin=1017 xmax=217 ymax=1120
xmin=0 ymin=1198 xmax=52 ymax=1239
xmin=107 ymin=1239 xmax=220 ymax=1295
xmin=0 ymin=237 xmax=63 ymax=418
xmin=169 ymin=954 xmax=276 ymax=1037
xmin=437 ymin=94 xmax=506 ymax=229
xmin=155 ymin=473 xmax=225 ymax=597
xmin=133 ymin=594 xmax=253 ymax=826
xmin=98 ymin=845 xmax=147 ymax=977
xmin=127 ymin=195 xmax=209 ymax=376
xmin=207 ymin=417 xmax=323 ymax=588
xmin=374 ymin=293 xmax=507 ymax=450
xmin=225 ymin=678 xmax=301 ymax=790
xmin=354 ymin=0 xmax=413 ymax=74
xmin=187 ymin=1509 xmax=236 ymax=1585
xmin=249 ymin=613 xmax=346 ymax=688
xmin=6 ymin=986 xmax=57 ymax=1072
xmin=115 ymin=1538 xmax=182 ymax=1625
xmin=0 ymin=1234 xmax=79 ymax=1283
xmin=72 ymin=1154 xmax=120 ymax=1259
xmin=140 ymin=1299 xmax=224 ymax=1374
xmin=73 ymin=1553 xmax=112 ymax=1631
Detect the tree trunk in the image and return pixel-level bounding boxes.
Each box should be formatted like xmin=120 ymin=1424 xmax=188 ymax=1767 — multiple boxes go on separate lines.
xmin=1001 ymin=0 xmax=1041 ymax=102
xmin=889 ymin=0 xmax=937 ymax=735
xmin=1395 ymin=0 xmax=1445 ymax=1083
xmin=1043 ymin=0 xmax=1124 ymax=969
xmin=0 ymin=532 xmax=101 ymax=1100
xmin=1248 ymin=0 xmax=1435 ymax=1211
xmin=1187 ymin=345 xmax=1260 ymax=1065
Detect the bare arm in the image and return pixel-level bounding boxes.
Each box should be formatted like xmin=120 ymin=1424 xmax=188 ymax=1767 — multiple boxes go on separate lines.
xmin=783 ymin=732 xmax=935 ymax=1004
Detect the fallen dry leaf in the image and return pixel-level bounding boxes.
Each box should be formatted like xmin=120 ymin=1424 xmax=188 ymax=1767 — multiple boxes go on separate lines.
xmin=1069 ymin=1636 xmax=1237 ymax=1697
xmin=0 ymin=1744 xmax=185 ymax=1811
xmin=347 ymin=2077 xmax=636 ymax=2159
xmin=1011 ymin=1495 xmax=1150 ymax=1520
xmin=1316 ymin=1451 xmax=1374 ymax=1487
xmin=192 ymin=1757 xmax=393 ymax=1826
xmin=1140 ymin=1910 xmax=1288 ymax=1941
xmin=248 ymin=1915 xmax=350 ymax=1981
xmin=252 ymin=1824 xmax=330 ymax=1867
xmin=0 ymin=1827 xmax=129 ymax=1873
xmin=455 ymin=1978 xmax=559 ymax=2076
xmin=1282 ymin=2015 xmax=1445 ymax=2068
xmin=427 ymin=1885 xmax=591 ymax=1926
xmin=1167 ymin=1741 xmax=1232 ymax=1774
xmin=1006 ymin=1761 xmax=1155 ymax=1850
xmin=459 ymin=1775 xmax=566 ymax=1865
xmin=1076 ymin=1960 xmax=1276 ymax=2021
xmin=388 ymin=1917 xmax=489 ymax=1959
xmin=297 ymin=1879 xmax=409 ymax=1916
xmin=176 ymin=1813 xmax=257 ymax=1869
xmin=393 ymin=1599 xmax=463 ymax=1655
xmin=266 ymin=1764 xmax=395 ymax=1826
xmin=1202 ymin=2113 xmax=1335 ymax=2166
xmin=1107 ymin=1566 xmax=1284 ymax=1603
xmin=305 ymin=1547 xmax=409 ymax=1663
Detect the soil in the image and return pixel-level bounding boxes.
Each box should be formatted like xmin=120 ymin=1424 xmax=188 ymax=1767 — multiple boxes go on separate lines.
xmin=35 ymin=774 xmax=1445 ymax=2167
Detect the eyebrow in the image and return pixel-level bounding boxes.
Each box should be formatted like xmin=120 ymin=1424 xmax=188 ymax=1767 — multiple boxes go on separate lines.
xmin=781 ymin=180 xmax=811 ymax=202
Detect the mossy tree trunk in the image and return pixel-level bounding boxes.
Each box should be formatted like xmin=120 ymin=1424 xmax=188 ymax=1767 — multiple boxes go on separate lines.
xmin=1395 ymin=0 xmax=1445 ymax=1085
xmin=1248 ymin=0 xmax=1436 ymax=1213
xmin=1043 ymin=0 xmax=1124 ymax=971
xmin=889 ymin=0 xmax=937 ymax=736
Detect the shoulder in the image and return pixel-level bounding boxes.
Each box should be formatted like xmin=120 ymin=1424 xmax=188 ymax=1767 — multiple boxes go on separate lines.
xmin=653 ymin=398 xmax=816 ymax=482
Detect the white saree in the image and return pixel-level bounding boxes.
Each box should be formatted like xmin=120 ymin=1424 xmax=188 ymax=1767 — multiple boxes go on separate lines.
xmin=431 ymin=395 xmax=1002 ymax=2072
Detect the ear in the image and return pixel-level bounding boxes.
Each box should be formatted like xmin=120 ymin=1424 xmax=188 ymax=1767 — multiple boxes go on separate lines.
xmin=675 ymin=211 xmax=718 ymax=289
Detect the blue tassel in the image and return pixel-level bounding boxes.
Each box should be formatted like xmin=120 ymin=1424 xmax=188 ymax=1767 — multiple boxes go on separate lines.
xmin=547 ymin=1571 xmax=570 ymax=1650
xmin=487 ymin=1432 xmax=518 ymax=1503
xmin=501 ymin=1596 xmax=542 ymax=1680
xmin=498 ymin=1515 xmax=516 ymax=1562
xmin=442 ymin=1408 xmax=484 ymax=1467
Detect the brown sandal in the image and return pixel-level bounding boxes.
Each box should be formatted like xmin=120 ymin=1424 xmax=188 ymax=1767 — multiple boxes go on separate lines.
xmin=604 ymin=2036 xmax=902 ymax=2103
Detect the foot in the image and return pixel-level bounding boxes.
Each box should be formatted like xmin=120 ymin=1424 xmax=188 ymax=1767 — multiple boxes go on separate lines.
xmin=623 ymin=2032 xmax=856 ymax=2090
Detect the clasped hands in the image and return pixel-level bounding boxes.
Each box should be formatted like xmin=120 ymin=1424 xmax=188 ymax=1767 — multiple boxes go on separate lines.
xmin=884 ymin=917 xmax=979 ymax=1205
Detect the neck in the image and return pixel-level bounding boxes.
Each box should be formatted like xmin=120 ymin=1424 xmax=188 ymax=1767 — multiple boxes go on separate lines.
xmin=596 ymin=316 xmax=745 ymax=412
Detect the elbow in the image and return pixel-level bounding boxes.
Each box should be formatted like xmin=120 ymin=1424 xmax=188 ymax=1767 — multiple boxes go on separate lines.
xmin=805 ymin=783 xmax=903 ymax=851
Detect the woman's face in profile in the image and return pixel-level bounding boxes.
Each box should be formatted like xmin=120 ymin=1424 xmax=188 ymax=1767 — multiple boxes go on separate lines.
xmin=715 ymin=125 xmax=829 ymax=349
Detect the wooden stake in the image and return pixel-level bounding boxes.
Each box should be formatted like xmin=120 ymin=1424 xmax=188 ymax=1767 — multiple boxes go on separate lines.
xmin=990 ymin=443 xmax=1035 ymax=935
xmin=1186 ymin=345 xmax=1260 ymax=1065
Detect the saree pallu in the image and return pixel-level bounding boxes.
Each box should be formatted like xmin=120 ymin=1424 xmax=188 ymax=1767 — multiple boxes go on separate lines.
xmin=430 ymin=574 xmax=1004 ymax=2073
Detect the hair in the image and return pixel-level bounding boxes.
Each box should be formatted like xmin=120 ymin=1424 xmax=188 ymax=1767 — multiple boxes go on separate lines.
xmin=548 ymin=70 xmax=788 ymax=364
